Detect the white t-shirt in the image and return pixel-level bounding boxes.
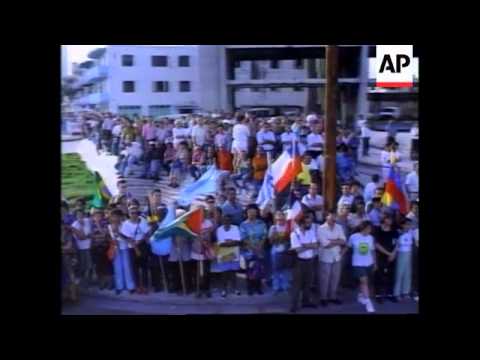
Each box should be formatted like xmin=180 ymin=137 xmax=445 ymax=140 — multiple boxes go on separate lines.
xmin=102 ymin=118 xmax=114 ymax=130
xmin=191 ymin=125 xmax=207 ymax=146
xmin=348 ymin=233 xmax=375 ymax=267
xmin=172 ymin=127 xmax=190 ymax=146
xmin=232 ymin=124 xmax=250 ymax=151
xmin=216 ymin=225 xmax=241 ymax=260
xmin=307 ymin=133 xmax=324 ymax=152
xmin=120 ymin=218 xmax=151 ymax=249
xmin=363 ymin=181 xmax=378 ymax=203
xmin=318 ymin=223 xmax=346 ymax=263
xmin=72 ymin=219 xmax=92 ymax=250
xmin=301 ymin=194 xmax=324 ymax=209
xmin=337 ymin=194 xmax=354 ymax=209
xmin=405 ymin=171 xmax=419 ymax=193
xmin=112 ymin=124 xmax=123 ymax=137
xmin=256 ymin=130 xmax=276 ymax=151
xmin=397 ymin=231 xmax=414 ymax=253
xmin=360 ymin=125 xmax=371 ymax=138
xmin=381 ymin=150 xmax=401 ymax=166
xmin=410 ymin=126 xmax=419 ymax=139
xmin=214 ymin=133 xmax=228 ymax=149
xmin=290 ymin=227 xmax=318 ymax=260
xmin=281 ymin=132 xmax=297 ymax=151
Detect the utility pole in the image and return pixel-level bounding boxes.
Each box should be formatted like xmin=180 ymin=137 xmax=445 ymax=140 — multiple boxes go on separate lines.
xmin=323 ymin=45 xmax=338 ymax=212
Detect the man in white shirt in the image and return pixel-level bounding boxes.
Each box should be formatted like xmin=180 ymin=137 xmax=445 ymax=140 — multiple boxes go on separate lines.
xmin=301 ymin=183 xmax=324 ymax=223
xmin=289 ymin=215 xmax=319 ymax=312
xmin=191 ymin=117 xmax=208 ymax=147
xmin=306 ymin=124 xmax=324 ymax=158
xmin=256 ymin=121 xmax=277 ymax=155
xmin=360 ymin=123 xmax=372 ymax=156
xmin=71 ymin=209 xmax=93 ymax=287
xmin=405 ymin=162 xmax=419 ymax=202
xmin=232 ymin=115 xmax=250 ymax=153
xmin=172 ymin=120 xmax=191 ymax=149
xmin=155 ymin=119 xmax=169 ymax=144
xmin=364 ymin=174 xmax=380 ymax=204
xmin=317 ymin=212 xmax=347 ymax=306
xmin=337 ymin=184 xmax=354 ymax=211
xmin=111 ymin=119 xmax=123 ymax=156
xmin=281 ymin=126 xmax=299 ymax=153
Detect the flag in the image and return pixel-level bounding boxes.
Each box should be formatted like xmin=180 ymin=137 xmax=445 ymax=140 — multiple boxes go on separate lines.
xmin=150 ymin=204 xmax=176 ymax=256
xmin=91 ymin=171 xmax=112 ymax=208
xmin=296 ymin=162 xmax=312 ymax=186
xmin=151 ymin=207 xmax=204 ymax=240
xmin=381 ymin=165 xmax=409 ymax=214
xmin=271 ymin=139 xmax=302 ymax=192
xmin=286 ymin=200 xmax=303 ymax=232
xmin=256 ymin=167 xmax=275 ymax=210
xmin=177 ymin=166 xmax=227 ymax=207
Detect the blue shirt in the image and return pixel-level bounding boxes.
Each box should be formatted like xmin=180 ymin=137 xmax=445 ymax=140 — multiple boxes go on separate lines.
xmin=368 ymin=208 xmax=382 ymax=227
xmin=221 ymin=201 xmax=244 ymax=226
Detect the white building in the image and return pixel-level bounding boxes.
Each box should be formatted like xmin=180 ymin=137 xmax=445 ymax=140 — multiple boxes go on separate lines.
xmin=71 ymin=45 xmax=369 ymax=122
xmin=61 ymin=45 xmax=68 ymax=79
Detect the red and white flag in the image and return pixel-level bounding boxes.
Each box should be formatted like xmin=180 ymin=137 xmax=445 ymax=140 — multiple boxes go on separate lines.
xmin=286 ymin=200 xmax=303 ymax=233
xmin=271 ymin=140 xmax=302 ymax=192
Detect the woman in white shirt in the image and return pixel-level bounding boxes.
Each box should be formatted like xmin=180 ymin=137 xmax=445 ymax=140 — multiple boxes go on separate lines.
xmin=393 ymin=219 xmax=414 ymax=302
xmin=343 ymin=220 xmax=377 ymax=313
xmin=108 ymin=209 xmax=136 ymax=294
xmin=232 ymin=116 xmax=251 ymax=172
xmin=71 ymin=209 xmax=93 ymax=287
xmin=215 ymin=214 xmax=242 ymax=298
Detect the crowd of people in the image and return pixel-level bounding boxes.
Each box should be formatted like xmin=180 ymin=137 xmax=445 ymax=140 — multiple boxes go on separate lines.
xmin=62 ymin=110 xmax=419 ymax=313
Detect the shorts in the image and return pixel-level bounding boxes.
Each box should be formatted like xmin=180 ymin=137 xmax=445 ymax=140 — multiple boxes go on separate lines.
xmin=232 ymin=141 xmax=248 ymax=153
xmin=352 ymin=265 xmax=373 ymax=279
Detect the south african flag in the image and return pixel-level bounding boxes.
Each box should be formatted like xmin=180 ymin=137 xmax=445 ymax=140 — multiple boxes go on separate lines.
xmin=91 ymin=171 xmax=112 ymax=208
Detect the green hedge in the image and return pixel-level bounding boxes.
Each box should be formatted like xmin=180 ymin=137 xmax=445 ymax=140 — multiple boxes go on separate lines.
xmin=62 ymin=153 xmax=96 ymax=204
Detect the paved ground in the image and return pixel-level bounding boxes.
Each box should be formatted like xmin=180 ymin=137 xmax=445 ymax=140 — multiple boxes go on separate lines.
xmin=62 ymin=286 xmax=419 ymax=315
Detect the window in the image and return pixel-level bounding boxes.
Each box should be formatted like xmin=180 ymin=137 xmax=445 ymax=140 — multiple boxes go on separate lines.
xmin=152 ymin=56 xmax=168 ymax=67
xmin=234 ymin=61 xmax=241 ymax=68
xmin=153 ymin=81 xmax=169 ymax=92
xmin=295 ymin=59 xmax=304 ymax=69
xmin=270 ymin=60 xmax=279 ymax=69
xmin=270 ymin=87 xmax=278 ymax=92
xmin=122 ymin=55 xmax=134 ymax=66
xmin=122 ymin=81 xmax=135 ymax=93
xmin=251 ymin=87 xmax=259 ymax=92
xmin=293 ymin=86 xmax=304 ymax=92
xmin=179 ymin=81 xmax=191 ymax=92
xmin=178 ymin=56 xmax=190 ymax=67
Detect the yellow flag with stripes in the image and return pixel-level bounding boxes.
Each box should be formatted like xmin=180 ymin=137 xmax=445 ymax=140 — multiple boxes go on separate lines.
xmin=296 ymin=163 xmax=312 ymax=185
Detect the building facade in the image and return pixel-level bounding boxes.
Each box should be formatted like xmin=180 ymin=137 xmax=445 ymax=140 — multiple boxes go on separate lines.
xmin=70 ymin=45 xmax=370 ymax=122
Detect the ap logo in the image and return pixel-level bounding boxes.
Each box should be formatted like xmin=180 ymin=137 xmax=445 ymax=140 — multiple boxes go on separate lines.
xmin=376 ymin=45 xmax=413 ymax=88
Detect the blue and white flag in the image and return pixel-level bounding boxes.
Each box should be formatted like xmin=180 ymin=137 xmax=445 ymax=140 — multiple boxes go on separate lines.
xmin=256 ymin=167 xmax=275 ymax=210
xmin=177 ymin=165 xmax=226 ymax=206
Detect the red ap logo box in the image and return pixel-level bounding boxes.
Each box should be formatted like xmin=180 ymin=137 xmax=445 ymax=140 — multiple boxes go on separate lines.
xmin=376 ymin=45 xmax=413 ymax=88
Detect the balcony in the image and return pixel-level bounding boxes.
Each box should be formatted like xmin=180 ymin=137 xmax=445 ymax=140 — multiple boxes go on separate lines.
xmin=78 ymin=65 xmax=108 ymax=86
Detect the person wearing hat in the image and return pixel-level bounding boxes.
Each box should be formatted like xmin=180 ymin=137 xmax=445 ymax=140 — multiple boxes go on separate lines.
xmin=120 ymin=205 xmax=153 ymax=294
xmin=71 ymin=208 xmax=94 ymax=288
xmin=90 ymin=207 xmax=113 ymax=290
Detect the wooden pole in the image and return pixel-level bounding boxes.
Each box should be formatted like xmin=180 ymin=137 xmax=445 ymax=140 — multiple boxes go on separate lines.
xmin=178 ymin=243 xmax=187 ymax=296
xmin=158 ymin=255 xmax=168 ymax=292
xmin=323 ymin=46 xmax=338 ymax=212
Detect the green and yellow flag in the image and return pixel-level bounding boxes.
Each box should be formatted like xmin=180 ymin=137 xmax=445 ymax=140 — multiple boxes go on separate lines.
xmin=91 ymin=171 xmax=112 ymax=208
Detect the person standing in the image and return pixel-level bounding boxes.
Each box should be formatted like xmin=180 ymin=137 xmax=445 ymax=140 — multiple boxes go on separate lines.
xmin=410 ymin=123 xmax=419 ymax=160
xmin=364 ymin=174 xmax=380 ymax=205
xmin=71 ymin=209 xmax=93 ymax=288
xmin=306 ymin=124 xmax=324 ymax=159
xmin=373 ymin=215 xmax=398 ymax=303
xmin=268 ymin=211 xmax=292 ymax=294
xmin=393 ymin=219 xmax=414 ymax=302
xmin=108 ymin=209 xmax=136 ymax=295
xmin=221 ymin=188 xmax=244 ymax=226
xmin=251 ymin=146 xmax=268 ymax=194
xmin=191 ymin=209 xmax=215 ymax=298
xmin=111 ymin=119 xmax=123 ymax=156
xmin=90 ymin=208 xmax=112 ymax=290
xmin=232 ymin=115 xmax=250 ymax=172
xmin=337 ymin=183 xmax=354 ymax=211
xmin=289 ymin=215 xmax=319 ymax=313
xmin=215 ymin=214 xmax=242 ymax=297
xmin=240 ymin=204 xmax=268 ymax=295
xmin=317 ymin=212 xmax=347 ymax=307
xmin=256 ymin=121 xmax=276 ymax=163
xmin=405 ymin=162 xmax=419 ymax=202
xmin=343 ymin=221 xmax=377 ymax=313
xmin=301 ymin=183 xmax=324 ymax=223
xmin=360 ymin=122 xmax=372 ymax=156
xmin=191 ymin=117 xmax=208 ymax=149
